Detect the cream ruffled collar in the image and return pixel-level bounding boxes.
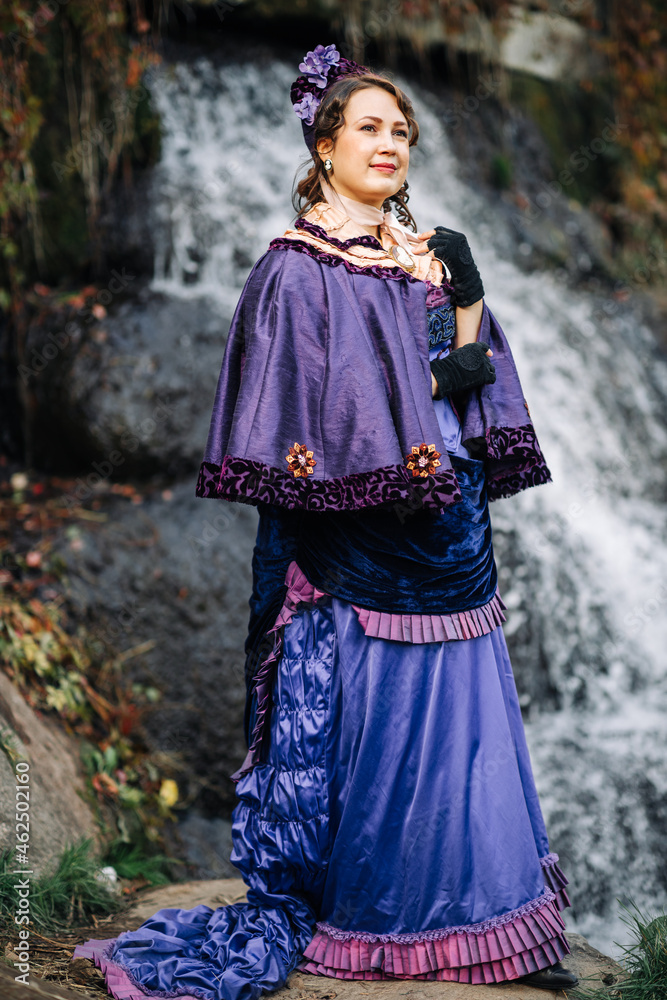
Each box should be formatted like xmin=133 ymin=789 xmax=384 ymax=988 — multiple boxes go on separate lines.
xmin=304 ymin=183 xmax=444 ymax=285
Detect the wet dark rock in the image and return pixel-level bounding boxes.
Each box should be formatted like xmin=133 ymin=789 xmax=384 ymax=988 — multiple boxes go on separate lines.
xmin=442 ymin=85 xmax=617 ymax=283
xmin=52 ymin=478 xmax=258 ymax=812
xmin=96 ymin=170 xmax=157 ymax=279
xmin=26 ymin=290 xmax=230 ymax=477
xmin=170 ymin=810 xmax=240 ymax=880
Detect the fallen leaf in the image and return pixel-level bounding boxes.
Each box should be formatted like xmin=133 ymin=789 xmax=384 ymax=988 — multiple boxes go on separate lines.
xmin=159 ymin=779 xmax=179 ymax=808
xmin=92 ymin=772 xmax=119 ymax=797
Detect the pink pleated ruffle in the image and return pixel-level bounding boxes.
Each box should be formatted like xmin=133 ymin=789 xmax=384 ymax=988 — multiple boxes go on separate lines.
xmin=72 ymin=939 xmax=204 ymax=1000
xmin=541 ymin=851 xmax=572 ymax=910
xmin=351 ymin=590 xmax=506 ymax=642
xmin=73 ymin=855 xmax=572 ymax=992
xmin=297 ymin=888 xmax=570 ymax=984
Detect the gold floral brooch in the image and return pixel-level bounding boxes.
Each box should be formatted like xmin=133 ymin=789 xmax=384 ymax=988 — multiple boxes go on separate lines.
xmin=286 ymin=442 xmax=316 ymax=478
xmin=405 ymin=443 xmax=442 ymax=478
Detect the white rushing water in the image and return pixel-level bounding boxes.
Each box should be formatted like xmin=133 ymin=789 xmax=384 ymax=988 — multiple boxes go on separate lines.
xmin=142 ymin=52 xmax=667 ymax=960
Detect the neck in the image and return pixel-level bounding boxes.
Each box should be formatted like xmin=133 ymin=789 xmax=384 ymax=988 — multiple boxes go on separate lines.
xmin=320 ymin=176 xmax=386 ymax=225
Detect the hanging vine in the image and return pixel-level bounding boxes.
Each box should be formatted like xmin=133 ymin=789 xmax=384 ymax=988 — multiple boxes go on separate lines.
xmin=0 ymin=0 xmax=159 ymax=311
xmin=595 ymin=0 xmax=667 ymax=238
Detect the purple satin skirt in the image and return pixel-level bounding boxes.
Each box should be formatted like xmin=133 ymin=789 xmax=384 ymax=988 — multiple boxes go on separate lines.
xmin=73 ymin=598 xmax=571 ymax=1000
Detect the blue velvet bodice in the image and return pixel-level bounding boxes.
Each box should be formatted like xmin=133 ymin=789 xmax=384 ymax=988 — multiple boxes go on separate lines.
xmin=296 ymin=450 xmax=496 ymax=613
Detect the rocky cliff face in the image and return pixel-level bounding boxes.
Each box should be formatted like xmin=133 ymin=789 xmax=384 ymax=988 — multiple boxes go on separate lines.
xmin=0 ymin=671 xmax=100 ymax=875
xmin=48 ymin=478 xmax=259 ymax=813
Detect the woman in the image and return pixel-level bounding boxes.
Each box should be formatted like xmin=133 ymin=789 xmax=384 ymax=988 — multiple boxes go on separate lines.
xmin=74 ymin=45 xmax=577 ymax=1000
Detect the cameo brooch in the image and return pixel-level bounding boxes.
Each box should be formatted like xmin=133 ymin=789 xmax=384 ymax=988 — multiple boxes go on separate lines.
xmin=389 ymin=244 xmax=416 ymax=272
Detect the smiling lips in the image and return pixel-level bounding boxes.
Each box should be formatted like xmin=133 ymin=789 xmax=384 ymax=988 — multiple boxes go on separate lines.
xmin=371 ymin=163 xmax=397 ymax=173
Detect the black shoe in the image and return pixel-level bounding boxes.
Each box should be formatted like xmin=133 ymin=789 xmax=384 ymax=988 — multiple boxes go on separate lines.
xmin=515 ymin=962 xmax=579 ymax=991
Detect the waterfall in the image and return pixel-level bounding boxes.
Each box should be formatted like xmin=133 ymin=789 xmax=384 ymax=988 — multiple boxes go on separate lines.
xmin=142 ymin=50 xmax=667 ymax=960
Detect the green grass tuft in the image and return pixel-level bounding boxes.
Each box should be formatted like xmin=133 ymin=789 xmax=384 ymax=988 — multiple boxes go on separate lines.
xmin=102 ymin=839 xmax=176 ymax=886
xmin=0 ymin=839 xmax=122 ymax=933
xmin=571 ymin=898 xmax=667 ymax=1000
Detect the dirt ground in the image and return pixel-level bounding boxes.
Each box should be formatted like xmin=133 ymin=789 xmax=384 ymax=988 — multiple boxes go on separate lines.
xmin=1 ymin=877 xmax=625 ymax=1000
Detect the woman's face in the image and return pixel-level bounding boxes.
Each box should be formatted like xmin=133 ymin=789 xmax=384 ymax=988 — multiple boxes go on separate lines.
xmin=316 ymin=86 xmax=410 ymax=209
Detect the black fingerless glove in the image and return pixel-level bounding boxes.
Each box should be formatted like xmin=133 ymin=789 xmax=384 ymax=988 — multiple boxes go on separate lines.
xmin=427 ymin=226 xmax=485 ymax=307
xmin=430 ymin=342 xmax=496 ymax=399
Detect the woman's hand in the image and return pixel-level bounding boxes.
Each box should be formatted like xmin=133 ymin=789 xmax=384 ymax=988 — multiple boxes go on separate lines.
xmin=426 ymin=226 xmax=485 ymax=308
xmin=430 ymin=343 xmax=495 ymax=399
xmin=415 ymin=225 xmax=485 ymax=309
xmin=431 ymin=345 xmax=493 ymax=400
xmin=414 ymin=229 xmax=436 ymax=256
xmin=418 ymin=229 xmax=491 ymax=398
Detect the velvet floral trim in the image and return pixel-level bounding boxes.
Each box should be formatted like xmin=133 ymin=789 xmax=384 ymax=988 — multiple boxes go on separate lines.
xmin=486 ymin=461 xmax=552 ymax=502
xmin=482 ymin=424 xmax=553 ymax=502
xmin=196 ymin=456 xmax=462 ymax=512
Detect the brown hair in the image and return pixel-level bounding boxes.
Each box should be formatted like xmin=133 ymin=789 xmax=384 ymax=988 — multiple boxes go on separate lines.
xmin=292 ymin=73 xmax=420 ymax=231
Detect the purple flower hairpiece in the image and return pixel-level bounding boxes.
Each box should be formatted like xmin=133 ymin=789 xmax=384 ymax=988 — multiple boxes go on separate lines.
xmin=299 ymin=43 xmax=340 ymax=89
xmin=290 ymin=43 xmax=369 ymax=148
xmin=293 ymin=91 xmax=320 ymax=126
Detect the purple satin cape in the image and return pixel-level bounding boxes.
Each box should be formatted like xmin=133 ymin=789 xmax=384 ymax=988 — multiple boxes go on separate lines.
xmin=195 ymin=242 xmax=551 ymax=512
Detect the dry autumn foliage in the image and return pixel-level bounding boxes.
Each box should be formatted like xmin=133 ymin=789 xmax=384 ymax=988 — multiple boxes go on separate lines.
xmin=0 ymin=472 xmax=176 ymax=845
